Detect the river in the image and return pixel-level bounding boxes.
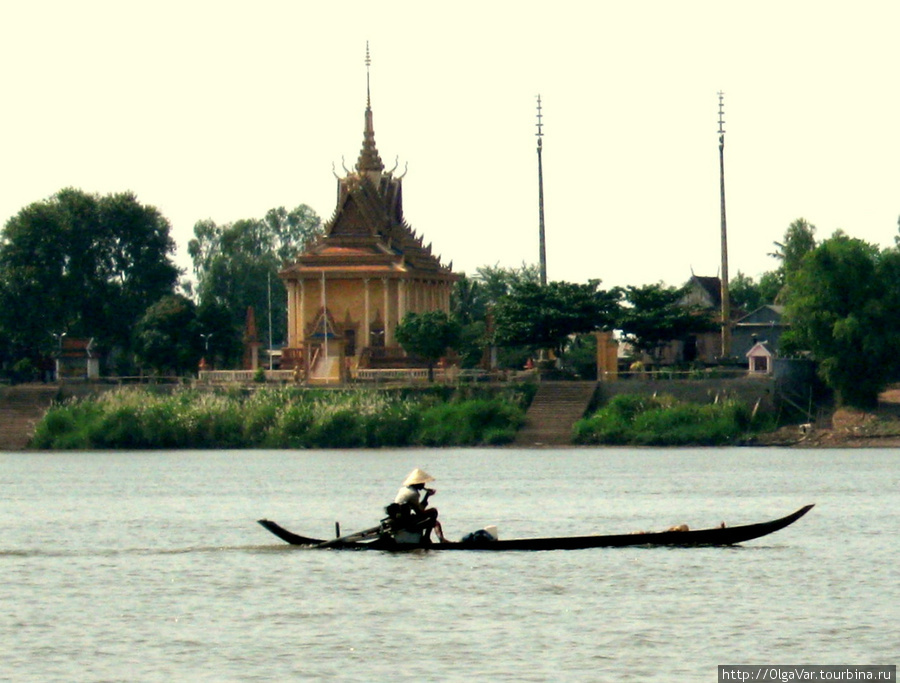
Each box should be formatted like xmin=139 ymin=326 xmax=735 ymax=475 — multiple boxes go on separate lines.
xmin=1 ymin=447 xmax=896 ymax=682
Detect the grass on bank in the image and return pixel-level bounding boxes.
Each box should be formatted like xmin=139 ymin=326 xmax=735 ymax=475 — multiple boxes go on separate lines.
xmin=30 ymin=384 xmax=535 ymax=450
xmin=573 ymin=393 xmax=774 ymax=446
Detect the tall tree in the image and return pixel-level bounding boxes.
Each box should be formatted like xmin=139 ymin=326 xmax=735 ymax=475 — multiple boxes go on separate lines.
xmin=395 ymin=311 xmax=462 ymax=381
xmin=474 ymin=263 xmax=541 ymax=304
xmin=450 ymin=264 xmax=542 ymax=369
xmin=729 ymin=271 xmax=765 ymax=312
xmin=133 ymin=294 xmax=202 ymax=375
xmin=492 ymin=280 xmax=620 ymax=357
xmin=618 ymin=283 xmax=717 ymax=364
xmin=188 ymin=204 xmax=321 ymax=359
xmin=0 ymin=188 xmax=179 ymax=360
xmin=765 ymin=218 xmax=818 ymax=303
xmin=781 ymin=233 xmax=900 ymax=408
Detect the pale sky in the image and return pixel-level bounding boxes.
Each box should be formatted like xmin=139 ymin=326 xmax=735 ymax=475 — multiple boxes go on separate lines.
xmin=2 ymin=1 xmax=898 ymax=290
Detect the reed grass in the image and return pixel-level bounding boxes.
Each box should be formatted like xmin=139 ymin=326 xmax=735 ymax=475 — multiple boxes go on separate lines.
xmin=573 ymin=393 xmax=771 ymax=446
xmin=30 ymin=385 xmax=531 ymax=450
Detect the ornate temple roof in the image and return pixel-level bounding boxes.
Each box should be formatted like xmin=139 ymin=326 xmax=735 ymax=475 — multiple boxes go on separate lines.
xmin=281 ymin=55 xmax=455 ymax=282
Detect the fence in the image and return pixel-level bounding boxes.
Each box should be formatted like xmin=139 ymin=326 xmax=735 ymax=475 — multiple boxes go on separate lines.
xmin=198 ymin=370 xmax=296 ymax=383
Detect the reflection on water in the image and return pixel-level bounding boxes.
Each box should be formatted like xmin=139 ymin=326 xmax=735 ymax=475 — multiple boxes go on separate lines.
xmin=1 ymin=448 xmax=897 ymax=682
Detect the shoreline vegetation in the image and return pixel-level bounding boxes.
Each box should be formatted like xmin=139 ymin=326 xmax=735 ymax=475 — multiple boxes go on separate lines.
xmin=30 ymin=385 xmax=535 ymax=450
xmin=574 ymin=393 xmax=773 ymax=446
xmin=28 ymin=383 xmax=787 ymax=450
xmin=23 ymin=382 xmax=900 ymax=449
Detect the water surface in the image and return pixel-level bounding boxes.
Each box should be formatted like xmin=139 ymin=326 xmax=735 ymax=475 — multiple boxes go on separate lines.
xmin=1 ymin=448 xmax=896 ymax=681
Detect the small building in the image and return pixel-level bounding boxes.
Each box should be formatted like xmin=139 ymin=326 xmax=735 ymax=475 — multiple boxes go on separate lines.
xmin=279 ymin=72 xmax=458 ymax=382
xmin=746 ymin=340 xmax=775 ymax=375
xmin=732 ymin=305 xmax=787 ymax=360
xmin=56 ymin=337 xmax=99 ymax=380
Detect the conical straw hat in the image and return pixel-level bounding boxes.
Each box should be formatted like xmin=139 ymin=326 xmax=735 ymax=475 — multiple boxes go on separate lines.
xmin=402 ymin=468 xmax=435 ymax=486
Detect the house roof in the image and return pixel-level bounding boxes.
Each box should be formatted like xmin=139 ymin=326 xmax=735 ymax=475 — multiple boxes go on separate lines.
xmin=58 ymin=337 xmax=95 ymax=359
xmin=735 ymin=304 xmax=786 ymax=326
xmin=746 ymin=341 xmax=775 ymax=358
xmin=688 ymin=275 xmax=723 ymax=308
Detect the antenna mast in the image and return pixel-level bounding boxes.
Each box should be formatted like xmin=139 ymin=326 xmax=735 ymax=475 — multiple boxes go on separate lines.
xmin=536 ymin=94 xmax=547 ymax=286
xmin=718 ymin=91 xmax=731 ymax=358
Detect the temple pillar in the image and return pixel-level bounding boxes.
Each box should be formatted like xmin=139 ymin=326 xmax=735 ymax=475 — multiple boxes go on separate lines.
xmin=298 ymin=280 xmax=306 ymax=345
xmin=398 ymin=279 xmax=407 ymax=323
xmin=383 ymin=278 xmax=392 ymax=346
xmin=363 ymin=278 xmax=371 ymax=349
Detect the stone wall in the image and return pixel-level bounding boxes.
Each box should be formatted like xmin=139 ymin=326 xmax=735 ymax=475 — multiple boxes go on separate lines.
xmin=596 ymin=376 xmax=777 ymax=412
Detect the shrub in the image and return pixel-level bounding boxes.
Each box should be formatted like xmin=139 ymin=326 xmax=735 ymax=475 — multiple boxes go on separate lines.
xmin=574 ymin=393 xmax=761 ymax=446
xmin=266 ymin=401 xmax=316 ymax=448
xmin=30 ymin=400 xmax=100 ymax=449
xmin=416 ymin=399 xmax=524 ymax=446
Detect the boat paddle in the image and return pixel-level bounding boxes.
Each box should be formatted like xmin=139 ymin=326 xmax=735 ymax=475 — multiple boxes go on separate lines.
xmin=313 ymin=523 xmax=384 ymax=549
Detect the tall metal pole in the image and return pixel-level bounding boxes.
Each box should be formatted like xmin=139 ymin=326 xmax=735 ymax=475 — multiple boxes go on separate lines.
xmin=718 ymin=91 xmax=732 ymax=358
xmin=267 ymin=271 xmax=274 ymax=370
xmin=536 ymin=95 xmax=547 ymax=286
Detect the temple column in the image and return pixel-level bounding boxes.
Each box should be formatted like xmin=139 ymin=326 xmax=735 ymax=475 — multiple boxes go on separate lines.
xmin=363 ymin=278 xmax=371 ymax=348
xmin=298 ymin=280 xmax=306 ymax=345
xmin=383 ymin=278 xmax=392 ymax=346
xmin=398 ymin=279 xmax=407 ymax=322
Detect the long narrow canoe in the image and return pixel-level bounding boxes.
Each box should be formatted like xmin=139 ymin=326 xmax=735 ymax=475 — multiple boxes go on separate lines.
xmin=257 ymin=504 xmax=814 ymax=551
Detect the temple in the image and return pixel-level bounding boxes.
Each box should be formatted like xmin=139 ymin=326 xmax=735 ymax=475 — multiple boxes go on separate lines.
xmin=279 ymin=57 xmax=458 ymax=382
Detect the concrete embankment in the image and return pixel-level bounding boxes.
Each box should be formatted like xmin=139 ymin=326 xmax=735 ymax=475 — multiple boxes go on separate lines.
xmin=0 ymin=385 xmax=60 ymax=450
xmin=0 ymin=383 xmax=135 ymax=450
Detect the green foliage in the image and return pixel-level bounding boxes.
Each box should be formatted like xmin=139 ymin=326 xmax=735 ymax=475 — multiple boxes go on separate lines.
xmin=0 ymin=188 xmax=179 ymax=358
xmin=573 ymin=393 xmax=764 ymax=446
xmin=395 ymin=311 xmax=462 ymax=380
xmin=493 ymin=280 xmax=620 ymax=356
xmin=765 ymin=218 xmax=818 ymax=304
xmin=133 ymin=294 xmax=202 ymax=375
xmin=30 ymin=386 xmax=525 ymax=449
xmin=757 ymin=271 xmax=783 ymax=307
xmin=559 ymin=333 xmax=598 ymax=380
xmin=773 ymin=218 xmax=818 ymax=277
xmin=782 ymin=233 xmax=900 ymax=408
xmin=416 ymin=398 xmax=524 ymax=446
xmin=451 ymin=264 xmax=543 ymax=370
xmin=729 ymin=271 xmax=765 ymax=312
xmin=451 ymin=274 xmax=486 ymax=325
xmin=188 ymin=205 xmax=321 ymax=354
xmin=196 ymin=301 xmax=244 ymax=369
xmin=474 ymin=263 xmax=541 ymax=304
xmin=618 ymin=283 xmax=716 ymax=361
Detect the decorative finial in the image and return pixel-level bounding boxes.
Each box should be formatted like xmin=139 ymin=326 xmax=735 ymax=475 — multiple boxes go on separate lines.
xmin=366 ymin=42 xmax=372 ymax=108
xmin=356 ymin=42 xmax=384 ymax=174
xmin=536 ymin=94 xmax=544 ymax=144
xmin=717 ymin=90 xmax=725 ymax=142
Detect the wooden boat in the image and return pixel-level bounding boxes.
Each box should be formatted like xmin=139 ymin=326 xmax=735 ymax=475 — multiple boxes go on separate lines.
xmin=257 ymin=504 xmax=814 ymax=551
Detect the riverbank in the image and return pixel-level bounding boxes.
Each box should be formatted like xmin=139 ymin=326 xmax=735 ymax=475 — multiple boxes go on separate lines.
xmin=7 ymin=381 xmax=900 ymax=450
xmin=754 ymin=388 xmax=900 ymax=448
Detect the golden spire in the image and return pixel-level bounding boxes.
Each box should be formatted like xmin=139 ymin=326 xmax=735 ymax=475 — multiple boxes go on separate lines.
xmin=357 ymin=41 xmax=384 ymax=175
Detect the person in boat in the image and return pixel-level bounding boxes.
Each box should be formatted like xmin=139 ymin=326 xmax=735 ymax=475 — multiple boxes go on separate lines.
xmin=387 ymin=468 xmax=447 ymax=543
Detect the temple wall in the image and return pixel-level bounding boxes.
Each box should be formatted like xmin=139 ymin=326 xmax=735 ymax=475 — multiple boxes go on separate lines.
xmin=285 ymin=275 xmax=452 ymax=358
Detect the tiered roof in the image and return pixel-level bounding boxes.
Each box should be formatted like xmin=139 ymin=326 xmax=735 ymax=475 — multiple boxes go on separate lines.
xmin=282 ymin=86 xmax=454 ymax=279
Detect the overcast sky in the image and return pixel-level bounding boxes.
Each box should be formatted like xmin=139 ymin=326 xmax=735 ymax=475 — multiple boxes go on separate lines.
xmin=2 ymin=1 xmax=898 ymax=289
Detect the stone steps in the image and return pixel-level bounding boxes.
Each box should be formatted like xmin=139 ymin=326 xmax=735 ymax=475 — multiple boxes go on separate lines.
xmin=0 ymin=386 xmax=59 ymax=450
xmin=514 ymin=381 xmax=597 ymax=447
